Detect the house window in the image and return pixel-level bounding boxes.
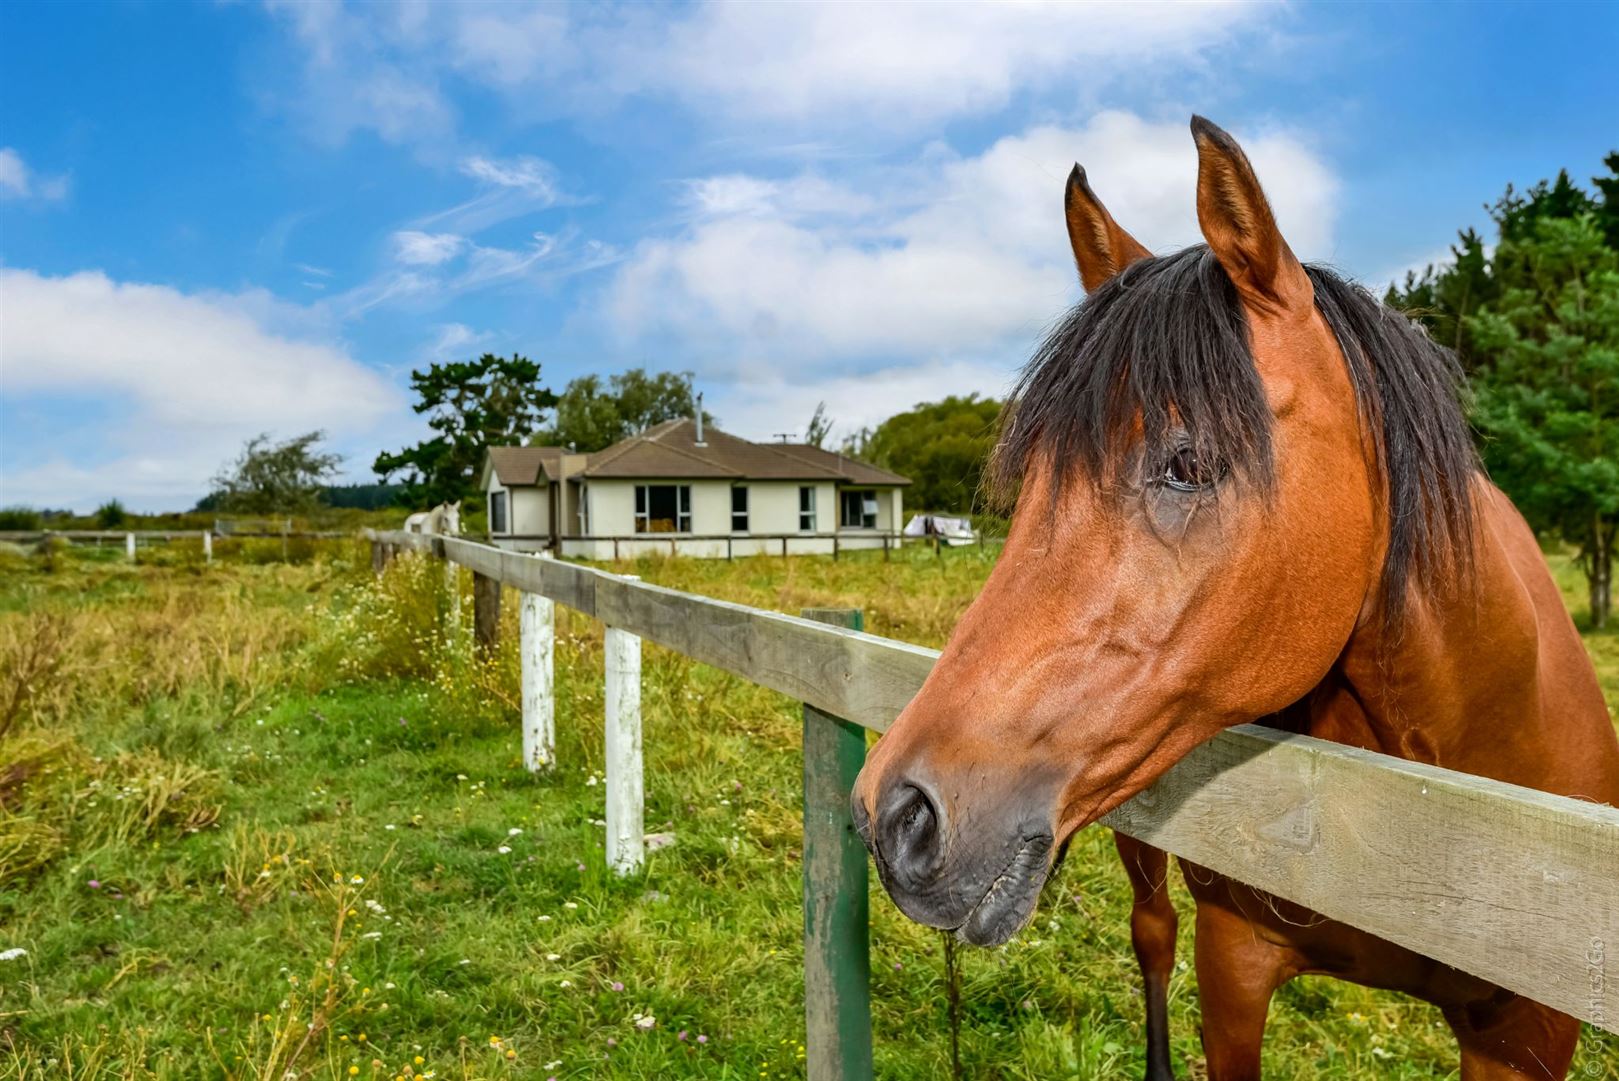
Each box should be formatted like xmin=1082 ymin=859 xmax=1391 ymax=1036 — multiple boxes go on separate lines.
xmin=635 ymin=484 xmax=691 ymax=533
xmin=490 ymin=490 xmax=508 ymax=534
xmin=798 ymin=485 xmax=817 ymax=531
xmin=839 ymin=489 xmax=878 ymax=529
xmin=731 ymin=486 xmax=749 ymax=532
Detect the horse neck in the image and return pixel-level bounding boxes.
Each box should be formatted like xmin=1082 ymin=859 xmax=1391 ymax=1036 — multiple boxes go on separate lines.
xmin=1314 ymin=482 xmax=1619 ymax=801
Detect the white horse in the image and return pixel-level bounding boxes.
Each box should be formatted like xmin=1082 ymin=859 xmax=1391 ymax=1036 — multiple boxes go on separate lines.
xmin=403 ymin=500 xmax=461 ymax=535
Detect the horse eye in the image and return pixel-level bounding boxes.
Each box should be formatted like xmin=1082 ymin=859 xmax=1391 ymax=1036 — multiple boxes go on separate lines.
xmin=1162 ymin=447 xmax=1220 ymax=491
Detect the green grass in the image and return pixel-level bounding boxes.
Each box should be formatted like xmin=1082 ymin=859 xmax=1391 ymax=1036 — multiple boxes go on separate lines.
xmin=0 ymin=539 xmax=1614 ymax=1080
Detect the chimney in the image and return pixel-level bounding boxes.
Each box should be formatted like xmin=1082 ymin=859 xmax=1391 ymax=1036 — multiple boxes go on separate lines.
xmin=694 ymin=392 xmax=706 ymax=446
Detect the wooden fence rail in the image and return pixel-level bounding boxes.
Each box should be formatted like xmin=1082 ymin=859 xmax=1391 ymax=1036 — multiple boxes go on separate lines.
xmin=363 ymin=528 xmax=1619 ymax=1058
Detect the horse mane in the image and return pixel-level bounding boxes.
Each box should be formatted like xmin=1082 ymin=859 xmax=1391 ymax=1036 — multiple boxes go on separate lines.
xmin=990 ymin=245 xmax=1479 ymax=627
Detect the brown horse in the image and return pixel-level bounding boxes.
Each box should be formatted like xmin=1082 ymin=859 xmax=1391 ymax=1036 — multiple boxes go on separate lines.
xmin=850 ymin=116 xmax=1619 ymax=1080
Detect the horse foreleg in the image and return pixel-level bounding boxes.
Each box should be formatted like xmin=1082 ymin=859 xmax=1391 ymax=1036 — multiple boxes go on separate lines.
xmin=1445 ymin=994 xmax=1579 ymax=1080
xmin=1114 ymin=832 xmax=1179 ymax=1081
xmin=1190 ymin=886 xmax=1293 ymax=1081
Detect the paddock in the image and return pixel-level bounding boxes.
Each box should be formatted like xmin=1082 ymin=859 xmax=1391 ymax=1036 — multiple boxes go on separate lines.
xmin=363 ymin=528 xmax=1619 ymax=1079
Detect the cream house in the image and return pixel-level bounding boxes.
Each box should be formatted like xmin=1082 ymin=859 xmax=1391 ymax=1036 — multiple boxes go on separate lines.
xmin=481 ymin=417 xmax=909 ymax=559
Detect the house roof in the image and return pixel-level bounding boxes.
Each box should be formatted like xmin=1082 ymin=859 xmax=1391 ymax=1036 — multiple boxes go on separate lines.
xmin=580 ymin=418 xmax=910 ymax=484
xmin=485 ymin=445 xmax=564 ymax=487
xmin=769 ymin=442 xmax=912 ymax=486
xmin=483 ymin=419 xmax=911 ymax=486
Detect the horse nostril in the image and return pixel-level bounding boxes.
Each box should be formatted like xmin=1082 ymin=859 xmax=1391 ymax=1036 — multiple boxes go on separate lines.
xmin=878 ymin=782 xmax=945 ymax=884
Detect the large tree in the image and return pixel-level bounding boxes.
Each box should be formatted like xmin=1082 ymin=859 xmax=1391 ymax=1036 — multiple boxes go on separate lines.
xmin=1468 ymin=213 xmax=1618 ymax=627
xmin=545 ymin=367 xmax=712 ymax=452
xmin=374 ymin=354 xmax=557 ymax=506
xmin=849 ymin=395 xmax=1002 ymax=515
xmin=1388 ymin=158 xmax=1619 ymax=627
xmin=208 ymin=431 xmax=342 ymax=515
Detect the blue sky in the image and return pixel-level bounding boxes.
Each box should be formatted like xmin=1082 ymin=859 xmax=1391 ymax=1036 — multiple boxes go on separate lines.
xmin=2 ymin=1 xmax=1616 ymax=511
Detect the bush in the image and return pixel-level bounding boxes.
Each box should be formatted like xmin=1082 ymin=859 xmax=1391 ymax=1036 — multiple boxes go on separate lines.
xmin=0 ymin=506 xmax=42 ymax=531
xmin=95 ymin=499 xmax=128 ymax=528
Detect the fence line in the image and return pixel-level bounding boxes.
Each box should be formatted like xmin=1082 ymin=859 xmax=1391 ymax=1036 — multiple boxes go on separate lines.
xmin=364 ymin=528 xmax=1619 ymax=1051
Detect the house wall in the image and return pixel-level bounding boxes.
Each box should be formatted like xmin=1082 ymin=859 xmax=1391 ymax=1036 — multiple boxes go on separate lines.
xmin=485 ymin=482 xmax=552 ymax=553
xmin=553 ymin=478 xmax=900 ymax=560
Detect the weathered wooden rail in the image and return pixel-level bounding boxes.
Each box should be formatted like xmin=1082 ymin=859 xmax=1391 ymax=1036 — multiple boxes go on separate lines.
xmin=364 ymin=527 xmax=1619 ymax=1077
xmin=1 ymin=528 xmax=348 ymax=565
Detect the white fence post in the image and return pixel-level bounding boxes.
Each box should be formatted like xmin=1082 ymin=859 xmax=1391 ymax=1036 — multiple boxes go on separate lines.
xmin=604 ymin=610 xmax=643 ymax=876
xmin=125 ymin=532 xmax=136 ymax=561
xmin=445 ymin=560 xmax=462 ymax=637
xmin=202 ymin=530 xmax=212 ymax=564
xmin=520 ymin=553 xmax=556 ymax=772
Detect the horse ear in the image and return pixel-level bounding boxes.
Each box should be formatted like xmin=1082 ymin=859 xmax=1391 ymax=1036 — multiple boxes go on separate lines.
xmin=1065 ymin=165 xmax=1152 ymax=292
xmin=1191 ymin=116 xmax=1312 ymax=314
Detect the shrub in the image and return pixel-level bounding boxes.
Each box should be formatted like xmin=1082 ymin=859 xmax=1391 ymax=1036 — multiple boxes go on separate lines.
xmin=0 ymin=506 xmax=41 ymax=531
xmin=95 ymin=499 xmax=128 ymax=528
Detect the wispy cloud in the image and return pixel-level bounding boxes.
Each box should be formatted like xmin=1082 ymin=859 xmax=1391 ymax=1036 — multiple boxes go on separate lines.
xmin=0 ymin=147 xmax=70 ymax=202
xmin=392 ymin=230 xmax=466 ymax=266
xmin=333 ymin=229 xmax=621 ymax=319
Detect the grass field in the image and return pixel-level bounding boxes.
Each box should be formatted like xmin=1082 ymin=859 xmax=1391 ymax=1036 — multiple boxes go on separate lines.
xmin=0 ymin=539 xmax=1614 ymax=1080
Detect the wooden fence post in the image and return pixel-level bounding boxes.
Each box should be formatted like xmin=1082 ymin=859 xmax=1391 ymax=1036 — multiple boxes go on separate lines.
xmin=203 ymin=530 xmax=212 ymax=565
xmin=604 ymin=587 xmax=643 ymax=875
xmin=473 ymin=572 xmax=501 ymax=656
xmin=125 ymin=532 xmax=136 ymax=562
xmin=520 ymin=553 xmax=555 ymax=772
xmin=800 ymin=607 xmax=874 ymax=1081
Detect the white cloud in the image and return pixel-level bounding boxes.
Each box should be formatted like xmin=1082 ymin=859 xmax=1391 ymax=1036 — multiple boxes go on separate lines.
xmin=0 ymin=268 xmax=402 ymax=510
xmin=607 ymin=112 xmax=1340 ymax=364
xmin=614 ymin=2 xmax=1268 ymax=128
xmin=261 ymin=2 xmax=1277 ymax=144
xmin=0 ymin=147 xmax=70 ymax=201
xmin=393 ymin=230 xmax=466 ymax=265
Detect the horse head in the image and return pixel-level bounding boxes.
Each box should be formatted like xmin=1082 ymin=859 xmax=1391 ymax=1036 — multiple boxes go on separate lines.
xmin=850 ymin=116 xmax=1475 ymax=946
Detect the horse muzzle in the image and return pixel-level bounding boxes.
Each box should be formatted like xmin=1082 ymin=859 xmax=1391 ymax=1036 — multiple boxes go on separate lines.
xmin=851 ymin=770 xmax=1059 ymax=947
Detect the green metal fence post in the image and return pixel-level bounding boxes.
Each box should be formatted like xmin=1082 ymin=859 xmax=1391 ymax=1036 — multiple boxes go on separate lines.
xmin=800 ymin=607 xmax=874 ymax=1081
